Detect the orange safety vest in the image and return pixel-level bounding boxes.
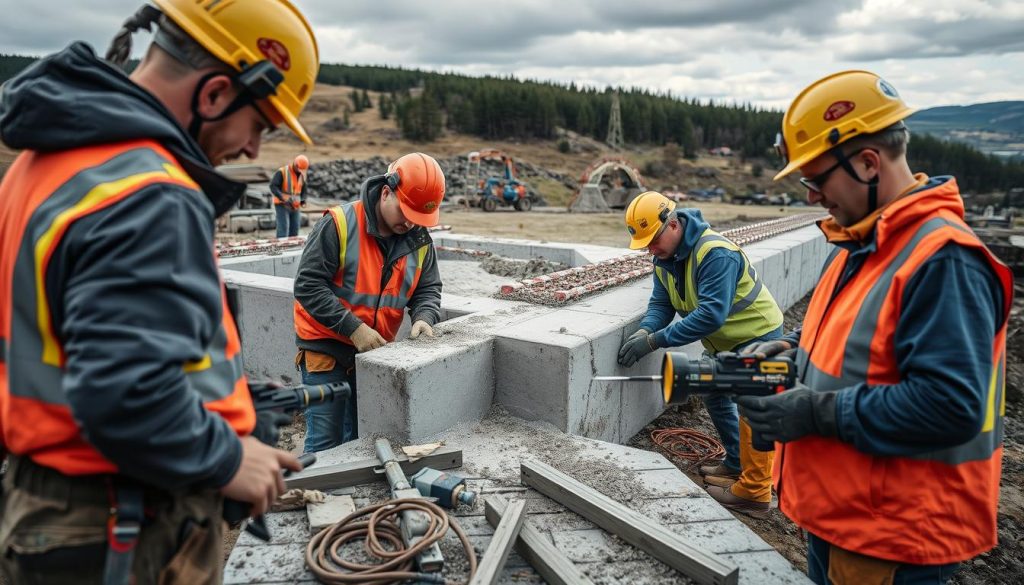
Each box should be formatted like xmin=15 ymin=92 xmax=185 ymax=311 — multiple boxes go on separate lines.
xmin=274 ymin=164 xmax=303 ymax=209
xmin=294 ymin=200 xmax=429 ymax=345
xmin=780 ymin=178 xmax=1013 ymax=565
xmin=0 ymin=139 xmax=256 ymax=476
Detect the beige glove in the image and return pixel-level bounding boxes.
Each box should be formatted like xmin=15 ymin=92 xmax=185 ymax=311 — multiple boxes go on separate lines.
xmin=350 ymin=323 xmax=387 ymax=352
xmin=409 ymin=320 xmax=434 ymax=339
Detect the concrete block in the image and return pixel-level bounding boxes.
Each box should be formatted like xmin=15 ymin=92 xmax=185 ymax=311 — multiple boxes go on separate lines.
xmin=720 ymin=550 xmax=815 ymax=584
xmin=235 ymin=510 xmax=308 ymax=546
xmin=222 ymin=270 xmax=298 ymax=383
xmin=564 ymin=281 xmax=654 ymax=319
xmin=306 ymin=494 xmax=356 ymax=534
xmin=224 ymin=542 xmax=310 ymax=584
xmin=631 ymin=496 xmax=735 ymax=523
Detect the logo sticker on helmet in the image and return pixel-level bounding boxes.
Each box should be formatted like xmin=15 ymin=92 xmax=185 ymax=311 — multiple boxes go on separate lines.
xmin=877 ymin=78 xmax=899 ymax=99
xmin=257 ymin=38 xmax=291 ymax=72
xmin=423 ymin=201 xmax=437 ymax=211
xmin=638 ymin=218 xmax=649 ymax=229
xmin=823 ymin=101 xmax=856 ymax=122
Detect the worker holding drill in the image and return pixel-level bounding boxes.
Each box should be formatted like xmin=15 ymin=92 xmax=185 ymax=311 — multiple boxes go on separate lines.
xmin=618 ymin=191 xmax=784 ymax=516
xmin=735 ymin=71 xmax=1012 ymax=584
xmin=0 ymin=1 xmax=318 ymax=582
xmin=293 ymin=153 xmax=445 ymax=452
xmin=271 ymin=154 xmax=309 ymax=238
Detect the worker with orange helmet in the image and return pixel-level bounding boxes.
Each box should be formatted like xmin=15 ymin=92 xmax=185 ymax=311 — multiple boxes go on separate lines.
xmin=619 ymin=191 xmax=785 ymax=517
xmin=293 ymin=152 xmax=446 ymax=451
xmin=735 ymin=71 xmax=1012 ymax=584
xmin=271 ymin=154 xmax=310 ymax=237
xmin=0 ymin=1 xmax=317 ymax=582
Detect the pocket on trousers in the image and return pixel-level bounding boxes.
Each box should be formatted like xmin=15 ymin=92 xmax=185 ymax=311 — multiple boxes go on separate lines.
xmin=157 ymin=521 xmax=216 ymax=585
xmin=2 ymin=489 xmax=107 ymax=576
xmin=304 ymin=350 xmax=337 ymax=373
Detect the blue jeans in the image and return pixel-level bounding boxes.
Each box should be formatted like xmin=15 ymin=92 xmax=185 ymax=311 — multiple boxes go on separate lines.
xmin=703 ymin=325 xmax=785 ymax=473
xmin=807 ymin=532 xmax=961 ymax=585
xmin=301 ymin=358 xmax=357 ymax=453
xmin=275 ymin=204 xmax=301 ymax=238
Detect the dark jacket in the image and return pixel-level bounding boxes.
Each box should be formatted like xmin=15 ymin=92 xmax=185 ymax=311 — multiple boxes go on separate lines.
xmin=293 ymin=175 xmax=443 ymax=363
xmin=639 ymin=208 xmax=751 ymax=348
xmin=0 ymin=43 xmax=246 ymax=489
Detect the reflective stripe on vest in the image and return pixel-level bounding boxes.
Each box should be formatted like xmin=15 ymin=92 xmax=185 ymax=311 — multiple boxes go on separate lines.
xmin=0 ymin=140 xmax=255 ymax=476
xmin=654 ymin=229 xmax=783 ymax=352
xmin=783 ymin=199 xmax=1013 ymax=564
xmin=274 ymin=165 xmax=303 ymax=207
xmin=293 ymin=200 xmax=428 ymax=344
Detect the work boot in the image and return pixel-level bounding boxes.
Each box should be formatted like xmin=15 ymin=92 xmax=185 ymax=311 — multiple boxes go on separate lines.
xmin=703 ymin=474 xmax=737 ymax=489
xmin=706 ymin=485 xmax=770 ymax=519
xmin=698 ymin=461 xmax=739 ymax=478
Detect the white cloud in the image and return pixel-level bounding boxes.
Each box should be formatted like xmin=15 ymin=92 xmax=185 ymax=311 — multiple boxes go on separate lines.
xmin=0 ymin=0 xmax=1020 ymax=110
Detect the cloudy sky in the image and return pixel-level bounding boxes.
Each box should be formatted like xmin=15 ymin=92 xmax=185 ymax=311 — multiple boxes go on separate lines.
xmin=1 ymin=0 xmax=1022 ymax=111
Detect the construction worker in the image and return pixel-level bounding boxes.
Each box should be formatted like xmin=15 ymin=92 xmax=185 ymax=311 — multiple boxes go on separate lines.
xmin=271 ymin=154 xmax=309 ymax=238
xmin=736 ymin=71 xmax=1012 ymax=584
xmin=0 ymin=1 xmax=318 ymax=583
xmin=618 ymin=191 xmax=784 ymax=516
xmin=293 ymin=153 xmax=445 ymax=452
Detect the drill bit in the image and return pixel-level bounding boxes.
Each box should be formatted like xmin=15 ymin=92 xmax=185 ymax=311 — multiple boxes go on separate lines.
xmin=593 ymin=375 xmax=663 ymax=382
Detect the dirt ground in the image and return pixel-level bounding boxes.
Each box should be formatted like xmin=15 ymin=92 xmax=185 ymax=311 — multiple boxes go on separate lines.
xmin=628 ymin=290 xmax=1024 ymax=585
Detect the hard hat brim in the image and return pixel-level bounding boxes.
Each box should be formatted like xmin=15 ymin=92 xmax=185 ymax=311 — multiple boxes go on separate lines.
xmin=270 ymin=95 xmax=313 ymax=145
xmin=399 ymin=200 xmax=440 ymax=227
xmin=628 ymin=231 xmax=656 ymax=250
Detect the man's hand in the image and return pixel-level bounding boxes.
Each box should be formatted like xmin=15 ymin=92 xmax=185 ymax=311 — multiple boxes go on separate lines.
xmin=617 ymin=328 xmax=657 ymax=367
xmin=350 ymin=323 xmax=387 ymax=352
xmin=734 ymin=384 xmax=839 ymax=444
xmin=409 ymin=320 xmax=434 ymax=339
xmin=738 ymin=339 xmax=793 ymax=359
xmin=221 ymin=436 xmax=301 ymax=516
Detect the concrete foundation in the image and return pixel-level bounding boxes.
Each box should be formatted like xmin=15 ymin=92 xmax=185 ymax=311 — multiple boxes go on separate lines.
xmin=220 ymin=226 xmax=828 ymax=444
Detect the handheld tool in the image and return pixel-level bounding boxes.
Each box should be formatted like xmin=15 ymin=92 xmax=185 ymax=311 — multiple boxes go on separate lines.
xmin=410 ymin=468 xmax=477 ymax=509
xmin=375 ymin=438 xmax=445 ymax=572
xmin=595 ymin=351 xmax=797 ymax=404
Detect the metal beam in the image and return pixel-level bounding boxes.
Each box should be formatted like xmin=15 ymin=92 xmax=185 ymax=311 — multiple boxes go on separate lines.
xmin=485 ymin=495 xmax=595 ymax=585
xmin=284 ymin=447 xmax=462 ymax=491
xmin=469 ymin=499 xmax=526 ymax=585
xmin=520 ymin=459 xmax=738 ymax=585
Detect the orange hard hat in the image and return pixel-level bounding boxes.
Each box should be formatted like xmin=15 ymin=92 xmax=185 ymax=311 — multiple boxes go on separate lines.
xmin=386 ymin=153 xmax=445 ymax=227
xmin=294 ymin=154 xmax=309 ymax=170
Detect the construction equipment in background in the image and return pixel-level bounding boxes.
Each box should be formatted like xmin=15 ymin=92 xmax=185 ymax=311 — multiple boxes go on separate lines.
xmin=467 ymin=149 xmax=532 ymax=212
xmin=595 ymin=351 xmax=797 ymax=405
xmin=568 ymin=157 xmax=645 ymax=212
xmin=410 ymin=467 xmax=478 ymax=509
xmin=375 ymin=438 xmax=446 ymax=572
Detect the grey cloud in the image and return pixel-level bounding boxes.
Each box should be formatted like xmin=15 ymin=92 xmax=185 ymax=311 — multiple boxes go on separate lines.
xmin=839 ymin=17 xmax=1024 ymax=60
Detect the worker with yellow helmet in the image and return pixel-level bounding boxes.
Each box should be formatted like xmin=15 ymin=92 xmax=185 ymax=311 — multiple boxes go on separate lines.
xmin=0 ymin=1 xmax=318 ymax=582
xmin=734 ymin=71 xmax=1012 ymax=584
xmin=620 ymin=191 xmax=784 ymax=516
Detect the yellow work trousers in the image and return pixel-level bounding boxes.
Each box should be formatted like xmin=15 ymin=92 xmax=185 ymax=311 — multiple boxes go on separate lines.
xmin=729 ymin=417 xmax=775 ymax=502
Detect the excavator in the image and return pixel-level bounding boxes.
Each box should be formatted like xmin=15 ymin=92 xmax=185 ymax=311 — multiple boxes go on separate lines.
xmin=467 ymin=149 xmax=531 ymax=212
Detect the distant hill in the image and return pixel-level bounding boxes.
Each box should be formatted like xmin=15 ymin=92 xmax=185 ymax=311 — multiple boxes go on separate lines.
xmin=908 ymin=101 xmax=1024 ymax=159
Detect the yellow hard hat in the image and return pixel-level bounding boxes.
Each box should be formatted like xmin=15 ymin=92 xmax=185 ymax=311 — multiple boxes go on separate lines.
xmin=153 ymin=0 xmax=319 ymax=144
xmin=625 ymin=191 xmax=676 ymax=250
xmin=773 ymin=70 xmax=914 ymax=180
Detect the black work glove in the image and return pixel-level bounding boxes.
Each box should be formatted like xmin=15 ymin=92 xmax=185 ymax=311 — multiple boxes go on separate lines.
xmin=251 ymin=411 xmax=292 ymax=447
xmin=738 ymin=339 xmax=794 ymax=359
xmin=734 ymin=383 xmax=839 ymax=444
xmin=617 ymin=328 xmax=657 ymax=367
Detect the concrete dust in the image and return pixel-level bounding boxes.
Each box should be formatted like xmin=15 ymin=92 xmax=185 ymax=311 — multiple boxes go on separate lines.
xmin=479 ymin=256 xmax=567 ymax=280
xmin=438 ymin=260 xmax=513 ymax=296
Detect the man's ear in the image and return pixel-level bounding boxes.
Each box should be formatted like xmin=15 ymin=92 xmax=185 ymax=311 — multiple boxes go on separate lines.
xmin=859 ymin=148 xmax=882 ymax=175
xmin=194 ymin=74 xmax=236 ymax=119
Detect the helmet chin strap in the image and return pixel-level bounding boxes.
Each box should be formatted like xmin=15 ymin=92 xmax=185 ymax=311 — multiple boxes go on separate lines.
xmin=830 ymin=147 xmax=880 ymax=216
xmin=187 ymin=72 xmax=257 ymax=142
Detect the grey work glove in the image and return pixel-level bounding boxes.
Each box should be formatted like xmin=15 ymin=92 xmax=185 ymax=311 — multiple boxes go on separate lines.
xmin=617 ymin=328 xmax=657 ymax=367
xmin=350 ymin=323 xmax=387 ymax=352
xmin=738 ymin=338 xmax=794 ymax=359
xmin=252 ymin=411 xmax=292 ymax=447
xmin=734 ymin=383 xmax=839 ymax=444
xmin=409 ymin=320 xmax=434 ymax=339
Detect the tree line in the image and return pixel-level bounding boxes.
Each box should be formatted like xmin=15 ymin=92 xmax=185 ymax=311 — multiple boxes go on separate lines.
xmin=1 ymin=55 xmax=1021 ymax=193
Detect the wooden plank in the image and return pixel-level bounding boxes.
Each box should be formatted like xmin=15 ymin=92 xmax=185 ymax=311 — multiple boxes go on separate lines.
xmin=284 ymin=447 xmax=462 ymax=490
xmin=485 ymin=495 xmax=595 ymax=585
xmin=469 ymin=499 xmax=527 ymax=585
xmin=520 ymin=459 xmax=738 ymax=585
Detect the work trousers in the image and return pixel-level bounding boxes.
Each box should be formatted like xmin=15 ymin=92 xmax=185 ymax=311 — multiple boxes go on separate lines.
xmin=299 ymin=350 xmax=358 ymax=453
xmin=0 ymin=456 xmax=223 ymax=585
xmin=807 ymin=532 xmax=961 ymax=585
xmin=275 ymin=204 xmax=301 ymax=238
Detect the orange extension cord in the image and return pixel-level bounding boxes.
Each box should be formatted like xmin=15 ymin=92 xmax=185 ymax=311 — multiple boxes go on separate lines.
xmin=651 ymin=428 xmax=725 ymax=468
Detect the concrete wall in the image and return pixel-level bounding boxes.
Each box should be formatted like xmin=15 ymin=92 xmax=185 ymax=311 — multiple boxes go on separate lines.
xmin=221 ymin=230 xmax=829 ymax=444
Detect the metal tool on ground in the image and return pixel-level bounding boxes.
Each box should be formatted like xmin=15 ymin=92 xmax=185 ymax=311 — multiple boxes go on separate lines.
xmin=375 ymin=437 xmax=446 ymax=572
xmin=410 ymin=467 xmax=478 ymax=509
xmin=594 ymin=351 xmax=797 ymax=404
xmin=224 ymin=381 xmax=349 ymax=541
